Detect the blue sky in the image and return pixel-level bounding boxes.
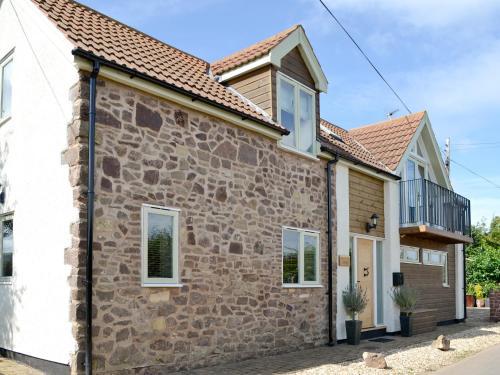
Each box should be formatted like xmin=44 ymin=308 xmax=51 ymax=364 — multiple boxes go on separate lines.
xmin=81 ymin=0 xmax=500 ymax=224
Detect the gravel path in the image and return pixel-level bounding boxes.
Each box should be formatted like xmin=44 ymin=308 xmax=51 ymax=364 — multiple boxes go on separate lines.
xmin=296 ymin=324 xmax=500 ymax=374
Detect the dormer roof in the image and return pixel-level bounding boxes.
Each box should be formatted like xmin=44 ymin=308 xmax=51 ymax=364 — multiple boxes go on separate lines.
xmin=212 ymin=25 xmax=328 ymax=92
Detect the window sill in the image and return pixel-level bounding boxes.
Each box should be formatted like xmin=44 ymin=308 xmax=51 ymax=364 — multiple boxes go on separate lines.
xmin=442 ymin=284 xmax=450 ymax=288
xmin=282 ymin=284 xmax=323 ymax=289
xmin=0 ymin=115 xmax=12 ymax=127
xmin=141 ymin=282 xmax=183 ymax=288
xmin=400 ymin=260 xmax=421 ymax=264
xmin=277 ymin=144 xmax=320 ymax=162
xmin=0 ymin=277 xmax=13 ymax=285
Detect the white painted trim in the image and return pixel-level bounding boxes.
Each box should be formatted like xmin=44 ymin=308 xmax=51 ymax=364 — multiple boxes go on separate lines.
xmin=74 ymin=57 xmax=284 ymax=141
xmin=277 ymin=143 xmax=320 ymax=161
xmin=218 ymin=54 xmax=271 ymax=82
xmin=337 ymin=159 xmax=395 ymax=182
xmin=277 ymin=71 xmax=318 ymax=157
xmin=400 ymin=245 xmax=420 ymax=264
xmin=455 ymin=244 xmax=465 ymax=319
xmin=219 ymin=27 xmax=328 ymax=92
xmin=282 ymin=284 xmax=323 ymax=289
xmin=281 ymin=227 xmax=321 ymax=287
xmin=141 ymin=204 xmax=180 ymax=287
xmin=0 ymin=49 xmax=14 ymax=122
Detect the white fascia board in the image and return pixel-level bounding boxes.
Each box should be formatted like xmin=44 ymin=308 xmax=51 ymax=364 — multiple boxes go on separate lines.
xmin=219 ymin=27 xmax=328 ymax=93
xmin=337 ymin=159 xmax=396 ymax=182
xmin=218 ymin=54 xmax=271 ymax=82
xmin=394 ymin=116 xmax=427 ymax=176
xmin=270 ymin=27 xmax=328 ymax=93
xmin=75 ymin=57 xmax=283 ymax=141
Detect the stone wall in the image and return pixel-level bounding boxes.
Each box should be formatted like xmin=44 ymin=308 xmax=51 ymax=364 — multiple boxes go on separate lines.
xmin=72 ymin=75 xmax=336 ymax=373
xmin=490 ymin=291 xmax=500 ymax=322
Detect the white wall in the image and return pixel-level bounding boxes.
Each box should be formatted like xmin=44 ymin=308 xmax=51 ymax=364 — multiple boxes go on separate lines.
xmin=335 ymin=163 xmax=350 ymax=340
xmin=383 ymin=180 xmax=401 ymax=332
xmin=455 ymin=244 xmax=465 ymax=319
xmin=0 ymin=0 xmax=78 ymax=364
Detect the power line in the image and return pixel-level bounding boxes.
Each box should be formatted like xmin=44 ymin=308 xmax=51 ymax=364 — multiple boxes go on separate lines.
xmin=450 ymin=159 xmax=500 ymax=189
xmin=454 ymin=141 xmax=500 ymax=146
xmin=318 ymin=0 xmax=412 ymax=114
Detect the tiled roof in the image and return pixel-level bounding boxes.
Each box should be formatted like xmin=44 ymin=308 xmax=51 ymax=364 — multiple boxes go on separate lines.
xmin=319 ymin=119 xmax=391 ymax=174
xmin=31 ymin=0 xmax=286 ymax=133
xmin=349 ymin=111 xmax=426 ymax=171
xmin=211 ymin=25 xmax=300 ymax=76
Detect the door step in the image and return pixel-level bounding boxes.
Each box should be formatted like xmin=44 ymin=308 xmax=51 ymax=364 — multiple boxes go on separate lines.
xmin=360 ymin=327 xmax=387 ymax=340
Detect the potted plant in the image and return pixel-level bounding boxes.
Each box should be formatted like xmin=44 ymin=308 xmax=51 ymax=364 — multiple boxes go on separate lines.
xmin=474 ymin=284 xmax=485 ymax=307
xmin=391 ymin=286 xmax=417 ymax=337
xmin=342 ymin=284 xmax=367 ymax=345
xmin=466 ymin=284 xmax=475 ymax=307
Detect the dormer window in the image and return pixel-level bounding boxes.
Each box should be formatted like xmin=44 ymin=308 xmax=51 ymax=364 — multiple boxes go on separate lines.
xmin=278 ymin=73 xmax=316 ymax=155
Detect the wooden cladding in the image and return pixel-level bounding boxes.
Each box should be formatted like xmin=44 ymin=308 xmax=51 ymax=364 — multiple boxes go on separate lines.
xmin=349 ymin=170 xmax=385 ymax=237
xmin=227 ymin=66 xmax=273 ymax=118
xmin=280 ymin=47 xmax=315 ymax=89
xmin=400 ymin=245 xmax=456 ymax=322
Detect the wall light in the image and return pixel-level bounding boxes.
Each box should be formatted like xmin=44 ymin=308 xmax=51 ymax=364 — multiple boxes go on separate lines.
xmin=366 ymin=213 xmax=379 ymax=232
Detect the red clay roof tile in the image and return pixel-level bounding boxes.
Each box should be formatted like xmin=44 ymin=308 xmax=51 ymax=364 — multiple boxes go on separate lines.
xmin=349 ymin=111 xmax=426 ymax=171
xmin=211 ymin=25 xmax=300 ymax=76
xmin=31 ymin=0 xmax=285 ymax=133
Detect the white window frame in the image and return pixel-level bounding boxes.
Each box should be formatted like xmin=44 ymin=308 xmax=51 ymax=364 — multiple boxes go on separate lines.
xmin=0 ymin=212 xmax=14 ymax=283
xmin=282 ymin=226 xmax=321 ymax=288
xmin=422 ymin=249 xmax=449 ymax=287
xmin=0 ymin=50 xmax=14 ymax=125
xmin=400 ymin=245 xmax=420 ymax=264
xmin=141 ymin=204 xmax=181 ymax=287
xmin=405 ymin=156 xmax=427 ymax=181
xmin=277 ymin=72 xmax=317 ymax=157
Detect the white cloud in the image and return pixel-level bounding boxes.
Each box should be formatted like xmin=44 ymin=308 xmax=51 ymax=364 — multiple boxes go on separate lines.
xmin=321 ymin=0 xmax=500 ymax=29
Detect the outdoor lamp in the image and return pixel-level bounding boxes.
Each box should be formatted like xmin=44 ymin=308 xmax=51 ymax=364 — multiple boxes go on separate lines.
xmin=366 ymin=213 xmax=379 ymax=232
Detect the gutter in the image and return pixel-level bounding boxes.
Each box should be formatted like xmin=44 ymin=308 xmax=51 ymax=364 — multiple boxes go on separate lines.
xmin=320 ymin=143 xmax=400 ymax=180
xmin=71 ymin=48 xmax=289 ymax=136
xmin=326 ymin=154 xmax=338 ymax=346
xmin=85 ymin=59 xmax=100 ymax=375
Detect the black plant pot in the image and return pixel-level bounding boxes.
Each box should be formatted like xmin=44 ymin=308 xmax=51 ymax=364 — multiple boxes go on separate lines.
xmin=400 ymin=314 xmax=413 ymax=337
xmin=345 ymin=320 xmax=362 ymax=345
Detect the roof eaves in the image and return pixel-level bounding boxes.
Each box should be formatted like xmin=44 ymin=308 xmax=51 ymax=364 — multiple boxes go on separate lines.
xmin=72 ymin=48 xmax=290 ymax=136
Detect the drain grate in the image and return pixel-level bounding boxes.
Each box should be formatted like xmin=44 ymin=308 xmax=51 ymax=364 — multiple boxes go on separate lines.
xmin=368 ymin=337 xmax=394 ymax=343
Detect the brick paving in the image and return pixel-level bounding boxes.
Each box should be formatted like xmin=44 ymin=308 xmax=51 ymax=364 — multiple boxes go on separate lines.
xmin=0 ymin=318 xmax=494 ymax=375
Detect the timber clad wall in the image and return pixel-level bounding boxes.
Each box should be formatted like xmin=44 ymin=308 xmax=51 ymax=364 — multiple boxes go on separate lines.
xmin=400 ymin=241 xmax=456 ymax=322
xmin=348 ymin=170 xmax=385 ymax=238
xmin=280 ymin=48 xmax=315 ymax=88
xmin=227 ymin=67 xmax=273 ymax=118
xmin=72 ymin=75 xmax=336 ymax=373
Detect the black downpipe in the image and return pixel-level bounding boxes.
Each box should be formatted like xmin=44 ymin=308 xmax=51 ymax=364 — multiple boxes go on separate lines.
xmin=326 ymin=155 xmax=338 ymax=346
xmin=85 ymin=60 xmax=100 ymax=375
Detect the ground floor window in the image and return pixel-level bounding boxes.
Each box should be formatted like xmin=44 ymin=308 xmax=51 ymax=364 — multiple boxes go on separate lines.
xmin=400 ymin=245 xmax=420 ymax=263
xmin=141 ymin=204 xmax=180 ymax=286
xmin=282 ymin=227 xmax=320 ymax=286
xmin=0 ymin=213 xmax=14 ymax=279
xmin=423 ymin=249 xmax=448 ymax=287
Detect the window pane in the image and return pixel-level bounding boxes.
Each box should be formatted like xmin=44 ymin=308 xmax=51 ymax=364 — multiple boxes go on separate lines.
xmin=147 ymin=213 xmax=173 ymax=278
xmin=283 ymin=229 xmax=299 ymax=283
xmin=299 ymin=90 xmax=313 ymax=153
xmin=406 ymin=249 xmax=418 ymax=262
xmin=430 ymin=252 xmax=440 ymax=264
xmin=2 ymin=219 xmax=13 ymax=277
xmin=303 ymin=234 xmax=318 ymax=282
xmin=280 ymin=80 xmax=296 ymax=147
xmin=442 ymin=255 xmax=448 ymax=284
xmin=1 ymin=60 xmax=12 ymax=118
xmin=407 ymin=160 xmax=416 ymax=180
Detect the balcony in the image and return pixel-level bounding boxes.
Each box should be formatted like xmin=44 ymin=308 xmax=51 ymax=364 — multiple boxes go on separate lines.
xmin=399 ymin=179 xmax=472 ymax=244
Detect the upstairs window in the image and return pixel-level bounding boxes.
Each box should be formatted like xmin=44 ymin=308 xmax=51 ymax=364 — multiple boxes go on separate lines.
xmin=0 ymin=52 xmax=13 ymax=121
xmin=141 ymin=205 xmax=180 ymax=287
xmin=0 ymin=214 xmax=14 ymax=280
xmin=282 ymin=227 xmax=320 ymax=286
xmin=278 ymin=73 xmax=316 ymax=155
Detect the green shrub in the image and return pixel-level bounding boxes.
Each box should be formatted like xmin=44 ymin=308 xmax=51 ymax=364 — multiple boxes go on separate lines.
xmin=390 ymin=286 xmax=417 ymax=316
xmin=342 ymin=285 xmax=367 ymax=320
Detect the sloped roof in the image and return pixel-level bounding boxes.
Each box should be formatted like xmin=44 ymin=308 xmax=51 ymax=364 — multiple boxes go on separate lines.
xmin=211 ymin=25 xmax=300 ymax=76
xmin=349 ymin=111 xmax=426 ymax=171
xmin=320 ymin=119 xmax=392 ymax=174
xmin=31 ymin=0 xmax=286 ymax=134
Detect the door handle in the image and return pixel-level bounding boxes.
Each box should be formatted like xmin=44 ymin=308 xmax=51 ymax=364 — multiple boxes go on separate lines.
xmin=363 ymin=267 xmax=369 ymax=277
